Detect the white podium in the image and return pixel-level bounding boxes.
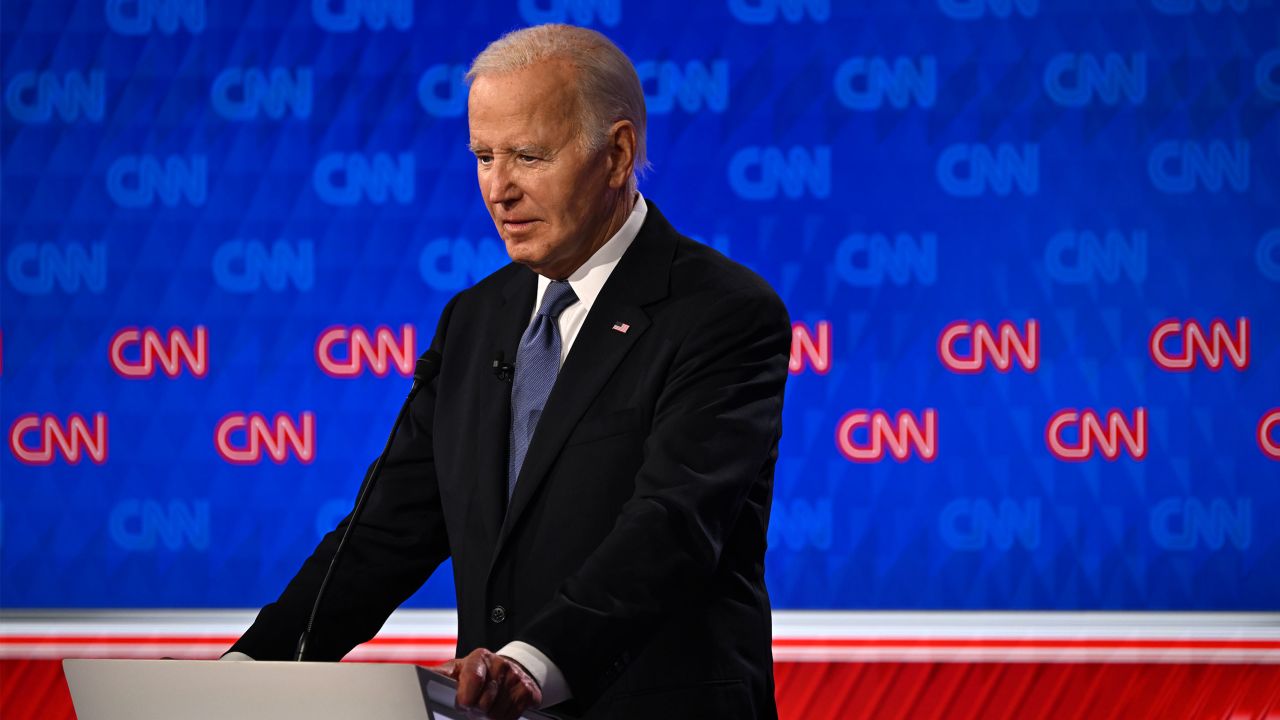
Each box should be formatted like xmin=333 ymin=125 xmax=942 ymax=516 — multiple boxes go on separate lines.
xmin=63 ymin=659 xmax=555 ymax=720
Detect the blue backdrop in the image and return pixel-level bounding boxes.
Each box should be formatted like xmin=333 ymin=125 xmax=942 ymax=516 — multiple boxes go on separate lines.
xmin=2 ymin=0 xmax=1277 ymax=612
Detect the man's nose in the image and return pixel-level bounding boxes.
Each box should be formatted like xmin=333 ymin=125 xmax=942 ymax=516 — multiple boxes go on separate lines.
xmin=486 ymin=161 xmax=520 ymax=205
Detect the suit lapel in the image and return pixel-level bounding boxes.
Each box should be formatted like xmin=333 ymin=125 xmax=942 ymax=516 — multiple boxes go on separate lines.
xmin=495 ymin=202 xmax=678 ymax=554
xmin=470 ymin=268 xmax=536 ymax=548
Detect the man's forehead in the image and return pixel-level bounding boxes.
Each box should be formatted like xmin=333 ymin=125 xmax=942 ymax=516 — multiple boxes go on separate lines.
xmin=468 ymin=99 xmax=577 ymax=150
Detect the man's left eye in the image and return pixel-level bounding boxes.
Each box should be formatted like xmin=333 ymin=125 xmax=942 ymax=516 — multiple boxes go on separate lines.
xmin=518 ymin=155 xmax=539 ymax=163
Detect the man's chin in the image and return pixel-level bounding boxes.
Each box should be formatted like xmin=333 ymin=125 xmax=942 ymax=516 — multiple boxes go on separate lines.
xmin=505 ymin=245 xmax=548 ymax=273
xmin=504 ymin=242 xmax=535 ymax=265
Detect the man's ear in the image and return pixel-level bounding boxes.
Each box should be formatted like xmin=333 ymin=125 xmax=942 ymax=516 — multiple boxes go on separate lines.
xmin=604 ymin=120 xmax=637 ymax=190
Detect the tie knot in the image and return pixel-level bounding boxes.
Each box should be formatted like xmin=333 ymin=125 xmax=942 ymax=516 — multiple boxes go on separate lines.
xmin=538 ymin=281 xmax=578 ymax=319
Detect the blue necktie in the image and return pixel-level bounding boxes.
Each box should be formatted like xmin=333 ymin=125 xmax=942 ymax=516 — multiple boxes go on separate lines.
xmin=508 ymin=280 xmax=578 ymax=499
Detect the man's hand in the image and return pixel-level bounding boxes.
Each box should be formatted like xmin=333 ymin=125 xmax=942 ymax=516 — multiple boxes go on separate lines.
xmin=431 ymin=648 xmax=542 ymax=720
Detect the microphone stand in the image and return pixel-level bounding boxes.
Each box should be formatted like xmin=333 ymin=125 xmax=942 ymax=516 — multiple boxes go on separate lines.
xmin=294 ymin=349 xmax=442 ymax=661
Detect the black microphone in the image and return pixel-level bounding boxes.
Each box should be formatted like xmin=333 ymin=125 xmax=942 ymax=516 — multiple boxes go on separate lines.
xmin=492 ymin=351 xmax=515 ymax=382
xmin=294 ymin=348 xmax=443 ymax=661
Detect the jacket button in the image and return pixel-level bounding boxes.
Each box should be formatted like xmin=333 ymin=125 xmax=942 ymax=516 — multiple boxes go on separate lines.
xmin=490 ymin=605 xmax=506 ymax=624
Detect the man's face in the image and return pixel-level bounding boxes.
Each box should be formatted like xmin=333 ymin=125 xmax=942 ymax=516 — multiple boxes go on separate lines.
xmin=468 ymin=61 xmax=620 ymax=280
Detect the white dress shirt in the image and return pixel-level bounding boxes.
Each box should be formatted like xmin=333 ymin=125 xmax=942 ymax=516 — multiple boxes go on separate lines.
xmin=223 ymin=195 xmax=649 ymax=711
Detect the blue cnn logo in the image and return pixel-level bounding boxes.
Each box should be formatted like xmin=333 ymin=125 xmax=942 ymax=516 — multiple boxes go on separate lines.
xmin=6 ymin=242 xmax=107 ymax=295
xmin=1257 ymin=229 xmax=1280 ymax=282
xmin=768 ymin=498 xmax=833 ymax=551
xmin=1045 ymin=230 xmax=1147 ymax=284
xmin=518 ymin=0 xmax=620 ymax=26
xmin=939 ymin=498 xmax=1041 ymax=551
xmin=419 ymin=238 xmax=508 ymax=291
xmin=105 ymin=0 xmax=205 ymax=34
xmin=938 ymin=0 xmax=1038 ymax=19
xmin=836 ymin=233 xmax=937 ymax=287
xmin=727 ymin=0 xmax=830 ymax=24
xmin=1148 ymin=140 xmax=1249 ymax=194
xmin=106 ymin=154 xmax=207 ymax=208
xmin=1151 ymin=498 xmax=1251 ymax=551
xmin=728 ymin=145 xmax=830 ymax=200
xmin=110 ymin=499 xmax=210 ymax=551
xmin=937 ymin=143 xmax=1039 ymax=197
xmin=1152 ymin=0 xmax=1249 ymax=13
xmin=312 ymin=0 xmax=412 ymax=31
xmin=313 ymin=152 xmax=414 ymax=205
xmin=1044 ymin=53 xmax=1146 ymax=107
xmin=834 ymin=56 xmax=936 ymax=110
xmin=637 ymin=60 xmax=729 ymax=114
xmin=213 ymin=240 xmax=315 ymax=293
xmin=1255 ymin=49 xmax=1280 ymax=102
xmin=5 ymin=70 xmax=105 ymax=123
xmin=211 ymin=67 xmax=313 ymax=120
xmin=418 ymin=64 xmax=467 ymax=117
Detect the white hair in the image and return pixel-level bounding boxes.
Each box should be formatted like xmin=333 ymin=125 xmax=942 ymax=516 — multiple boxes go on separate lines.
xmin=466 ymin=24 xmax=650 ymax=190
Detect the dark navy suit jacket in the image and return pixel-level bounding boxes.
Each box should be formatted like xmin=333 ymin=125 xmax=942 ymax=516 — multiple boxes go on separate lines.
xmin=231 ymin=202 xmax=790 ymax=719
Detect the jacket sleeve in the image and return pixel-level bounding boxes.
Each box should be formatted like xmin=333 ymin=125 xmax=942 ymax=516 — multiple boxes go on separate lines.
xmin=229 ymin=294 xmax=459 ymax=661
xmin=514 ymin=285 xmax=791 ymax=701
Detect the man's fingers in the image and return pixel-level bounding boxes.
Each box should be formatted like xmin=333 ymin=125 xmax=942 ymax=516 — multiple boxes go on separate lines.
xmin=453 ymin=650 xmax=490 ymax=708
xmin=430 ymin=658 xmax=460 ymax=680
xmin=451 ymin=649 xmax=542 ymax=720
xmin=488 ymin=690 xmax=516 ymax=720
xmin=476 ymin=657 xmax=508 ymax=713
xmin=498 ymin=675 xmax=537 ymax=720
xmin=491 ymin=658 xmax=541 ymax=720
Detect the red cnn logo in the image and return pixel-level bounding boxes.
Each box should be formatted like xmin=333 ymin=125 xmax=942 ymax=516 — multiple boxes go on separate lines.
xmin=316 ymin=325 xmax=416 ymax=378
xmin=1260 ymin=409 xmax=1280 ymax=460
xmin=1149 ymin=318 xmax=1249 ymax=371
xmin=9 ymin=413 xmax=108 ymax=465
xmin=1046 ymin=408 xmax=1147 ymax=461
xmin=836 ymin=409 xmax=937 ymax=462
xmin=938 ymin=320 xmax=1038 ymax=373
xmin=790 ymin=321 xmax=831 ymax=374
xmin=109 ymin=326 xmax=208 ymax=378
xmin=215 ymin=412 xmax=315 ymax=464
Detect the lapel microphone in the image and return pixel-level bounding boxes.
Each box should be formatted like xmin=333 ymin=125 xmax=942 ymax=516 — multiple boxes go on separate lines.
xmin=492 ymin=351 xmax=515 ymax=382
xmin=294 ymin=348 xmax=443 ymax=661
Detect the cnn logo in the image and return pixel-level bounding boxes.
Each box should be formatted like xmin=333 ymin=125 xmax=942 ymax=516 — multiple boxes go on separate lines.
xmin=1149 ymin=318 xmax=1248 ymax=371
xmin=836 ymin=409 xmax=936 ymax=462
xmin=1046 ymin=408 xmax=1146 ymax=461
xmin=9 ymin=413 xmax=108 ymax=465
xmin=109 ymin=326 xmax=207 ymax=378
xmin=215 ymin=412 xmax=314 ymax=464
xmin=938 ymin=319 xmax=1038 ymax=373
xmin=315 ymin=324 xmax=415 ymax=377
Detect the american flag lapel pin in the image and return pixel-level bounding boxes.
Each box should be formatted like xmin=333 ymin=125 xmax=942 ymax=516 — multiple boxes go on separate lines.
xmin=611 ymin=321 xmax=630 ymax=334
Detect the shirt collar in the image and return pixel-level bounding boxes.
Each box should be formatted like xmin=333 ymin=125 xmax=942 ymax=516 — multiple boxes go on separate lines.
xmin=534 ymin=192 xmax=648 ymax=316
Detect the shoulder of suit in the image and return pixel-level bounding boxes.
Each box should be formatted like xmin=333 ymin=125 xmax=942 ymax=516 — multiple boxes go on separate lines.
xmin=668 ymin=232 xmax=782 ymax=308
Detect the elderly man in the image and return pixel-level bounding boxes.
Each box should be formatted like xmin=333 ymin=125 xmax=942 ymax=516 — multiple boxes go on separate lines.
xmin=228 ymin=24 xmax=789 ymax=720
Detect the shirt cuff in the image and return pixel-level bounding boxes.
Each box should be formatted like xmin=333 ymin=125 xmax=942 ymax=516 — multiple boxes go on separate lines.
xmin=219 ymin=651 xmax=254 ymax=661
xmin=498 ymin=641 xmax=571 ymax=708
